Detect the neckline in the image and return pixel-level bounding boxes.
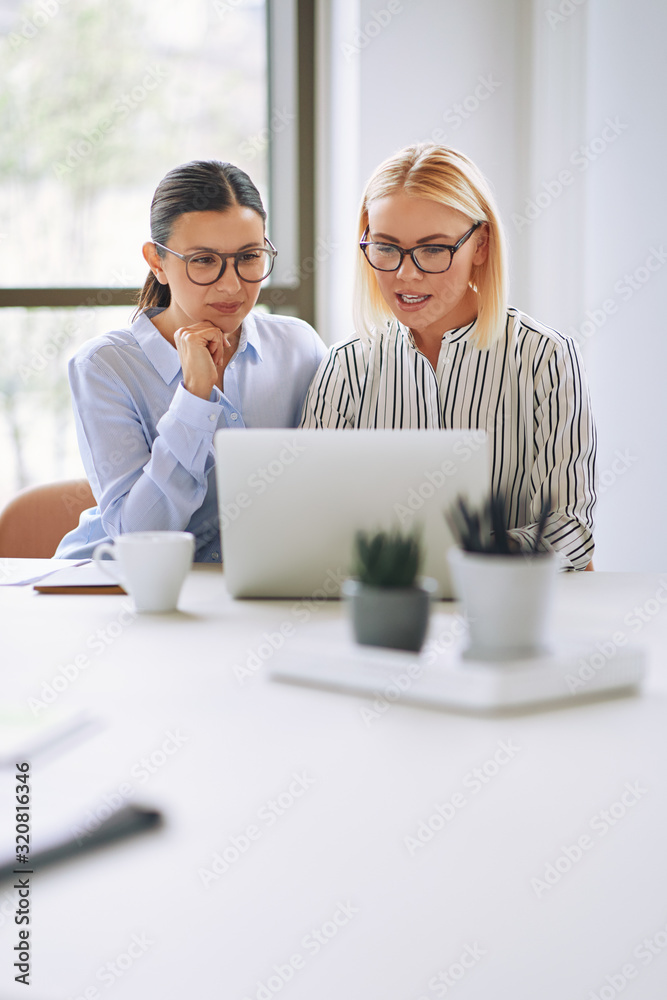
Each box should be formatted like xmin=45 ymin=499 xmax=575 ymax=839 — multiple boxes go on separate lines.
xmin=400 ymin=317 xmax=477 ymax=348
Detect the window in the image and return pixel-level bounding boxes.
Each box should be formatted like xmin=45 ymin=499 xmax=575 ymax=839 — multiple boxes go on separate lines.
xmin=0 ymin=0 xmax=315 ymax=506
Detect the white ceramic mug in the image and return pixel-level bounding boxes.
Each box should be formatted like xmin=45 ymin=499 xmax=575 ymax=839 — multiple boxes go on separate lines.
xmin=93 ymin=531 xmax=195 ymax=613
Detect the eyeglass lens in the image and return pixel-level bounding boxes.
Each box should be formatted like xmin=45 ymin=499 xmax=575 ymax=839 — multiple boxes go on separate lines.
xmin=365 ymin=244 xmax=453 ymax=273
xmin=186 ymin=249 xmax=274 ymax=284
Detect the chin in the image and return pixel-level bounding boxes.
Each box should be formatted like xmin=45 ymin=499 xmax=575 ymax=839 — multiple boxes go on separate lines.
xmin=210 ymin=314 xmax=243 ymax=333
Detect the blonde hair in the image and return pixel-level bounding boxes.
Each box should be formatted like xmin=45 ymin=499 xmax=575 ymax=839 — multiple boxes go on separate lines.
xmin=353 ymin=143 xmax=508 ymax=351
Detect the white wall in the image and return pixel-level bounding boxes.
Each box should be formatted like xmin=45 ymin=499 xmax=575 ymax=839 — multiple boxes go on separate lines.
xmin=317 ymin=0 xmax=667 ymax=571
xmin=583 ymin=0 xmax=667 ymax=571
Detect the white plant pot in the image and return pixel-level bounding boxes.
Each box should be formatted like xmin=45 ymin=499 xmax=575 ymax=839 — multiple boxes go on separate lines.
xmin=447 ymin=548 xmax=558 ymax=662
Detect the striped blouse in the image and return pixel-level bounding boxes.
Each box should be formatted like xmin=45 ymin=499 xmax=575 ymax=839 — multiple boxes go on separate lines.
xmin=300 ymin=307 xmax=597 ymax=570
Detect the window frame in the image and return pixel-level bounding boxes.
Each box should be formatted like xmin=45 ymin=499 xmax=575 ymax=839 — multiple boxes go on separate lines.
xmin=0 ymin=0 xmax=317 ymax=326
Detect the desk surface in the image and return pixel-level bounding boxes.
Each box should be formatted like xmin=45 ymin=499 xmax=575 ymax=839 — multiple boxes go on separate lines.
xmin=1 ymin=564 xmax=667 ymax=999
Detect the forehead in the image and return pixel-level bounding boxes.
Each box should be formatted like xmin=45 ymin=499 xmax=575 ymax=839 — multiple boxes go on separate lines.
xmin=169 ymin=207 xmax=264 ymax=250
xmin=368 ymin=193 xmax=471 ymax=242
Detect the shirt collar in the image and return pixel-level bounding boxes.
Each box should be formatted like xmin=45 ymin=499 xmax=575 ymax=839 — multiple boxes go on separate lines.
xmin=131 ymin=309 xmax=182 ymax=384
xmin=239 ymin=311 xmax=263 ymax=361
xmin=131 ymin=308 xmax=264 ymax=383
xmin=399 ymin=318 xmax=477 ymax=348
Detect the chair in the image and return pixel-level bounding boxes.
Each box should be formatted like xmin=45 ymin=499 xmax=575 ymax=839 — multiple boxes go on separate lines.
xmin=0 ymin=479 xmax=95 ymax=558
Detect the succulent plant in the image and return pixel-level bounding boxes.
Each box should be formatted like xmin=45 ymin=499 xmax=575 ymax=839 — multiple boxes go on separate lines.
xmin=351 ymin=528 xmax=422 ymax=588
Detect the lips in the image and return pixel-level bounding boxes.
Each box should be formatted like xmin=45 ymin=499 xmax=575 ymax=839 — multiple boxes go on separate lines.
xmin=209 ymin=301 xmax=242 ymax=314
xmin=395 ymin=293 xmax=431 ymax=309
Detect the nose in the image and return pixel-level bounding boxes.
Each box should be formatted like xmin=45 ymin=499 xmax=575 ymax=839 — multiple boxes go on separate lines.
xmin=214 ymin=260 xmax=242 ymax=292
xmin=395 ymin=252 xmax=423 ymax=280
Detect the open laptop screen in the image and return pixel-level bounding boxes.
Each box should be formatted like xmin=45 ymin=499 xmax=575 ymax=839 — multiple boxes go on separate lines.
xmin=214 ymin=428 xmax=490 ymax=599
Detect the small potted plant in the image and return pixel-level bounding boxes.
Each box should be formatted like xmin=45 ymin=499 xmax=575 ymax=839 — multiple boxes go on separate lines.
xmin=342 ymin=527 xmax=437 ymax=651
xmin=445 ymin=493 xmax=557 ymax=661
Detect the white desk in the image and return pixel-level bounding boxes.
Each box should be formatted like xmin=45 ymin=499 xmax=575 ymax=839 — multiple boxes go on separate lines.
xmin=1 ymin=564 xmax=667 ymax=999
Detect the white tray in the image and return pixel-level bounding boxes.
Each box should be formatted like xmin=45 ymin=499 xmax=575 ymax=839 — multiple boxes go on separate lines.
xmin=269 ymin=627 xmax=646 ymax=713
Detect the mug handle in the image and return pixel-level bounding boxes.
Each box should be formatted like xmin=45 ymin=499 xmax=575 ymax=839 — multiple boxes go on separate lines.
xmin=92 ymin=542 xmax=121 ymax=583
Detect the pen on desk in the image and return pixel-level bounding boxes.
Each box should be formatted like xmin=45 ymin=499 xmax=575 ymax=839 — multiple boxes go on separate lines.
xmin=0 ymin=804 xmax=163 ymax=883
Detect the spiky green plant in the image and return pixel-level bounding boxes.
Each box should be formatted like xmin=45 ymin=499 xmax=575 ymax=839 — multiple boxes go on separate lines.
xmin=351 ymin=528 xmax=422 ymax=588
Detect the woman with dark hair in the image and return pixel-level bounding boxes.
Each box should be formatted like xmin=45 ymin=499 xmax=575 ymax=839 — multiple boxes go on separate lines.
xmin=57 ymin=160 xmax=326 ymax=562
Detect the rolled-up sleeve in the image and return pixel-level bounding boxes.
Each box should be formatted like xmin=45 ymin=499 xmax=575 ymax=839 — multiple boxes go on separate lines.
xmin=508 ymin=337 xmax=597 ymax=569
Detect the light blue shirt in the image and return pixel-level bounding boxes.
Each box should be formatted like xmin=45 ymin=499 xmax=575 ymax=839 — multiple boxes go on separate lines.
xmin=56 ymin=308 xmax=326 ymax=562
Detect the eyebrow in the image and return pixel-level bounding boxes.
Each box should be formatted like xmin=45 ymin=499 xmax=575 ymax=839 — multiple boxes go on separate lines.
xmin=183 ymin=242 xmax=261 ymax=253
xmin=371 ymin=232 xmax=455 ymax=245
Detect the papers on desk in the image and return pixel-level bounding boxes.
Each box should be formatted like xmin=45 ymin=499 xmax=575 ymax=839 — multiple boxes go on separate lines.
xmin=0 ymin=558 xmax=88 ymax=587
xmin=0 ymin=559 xmax=125 ymax=592
xmin=0 ymin=707 xmax=99 ymax=767
xmin=33 ymin=561 xmax=126 ymax=594
xmin=269 ymin=617 xmax=647 ymax=713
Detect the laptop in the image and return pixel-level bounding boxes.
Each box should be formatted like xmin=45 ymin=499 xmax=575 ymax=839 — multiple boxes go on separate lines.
xmin=214 ymin=428 xmax=490 ymax=599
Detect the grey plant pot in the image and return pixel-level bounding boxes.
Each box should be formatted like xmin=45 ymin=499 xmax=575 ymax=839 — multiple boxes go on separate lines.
xmin=342 ymin=578 xmax=437 ymax=652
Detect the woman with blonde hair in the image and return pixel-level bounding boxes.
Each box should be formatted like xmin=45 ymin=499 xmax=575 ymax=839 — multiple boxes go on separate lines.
xmin=301 ymin=143 xmax=597 ymax=569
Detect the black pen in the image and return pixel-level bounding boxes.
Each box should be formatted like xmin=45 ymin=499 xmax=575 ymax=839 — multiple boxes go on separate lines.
xmin=0 ymin=804 xmax=163 ymax=882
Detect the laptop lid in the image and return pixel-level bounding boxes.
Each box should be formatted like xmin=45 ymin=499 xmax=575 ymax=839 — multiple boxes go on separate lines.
xmin=214 ymin=428 xmax=490 ymax=599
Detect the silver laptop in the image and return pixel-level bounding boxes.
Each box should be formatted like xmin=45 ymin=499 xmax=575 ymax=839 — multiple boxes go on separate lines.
xmin=214 ymin=428 xmax=490 ymax=599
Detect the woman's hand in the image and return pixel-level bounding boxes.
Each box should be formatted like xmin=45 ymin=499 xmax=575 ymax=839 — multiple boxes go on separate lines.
xmin=173 ymin=322 xmax=238 ymax=400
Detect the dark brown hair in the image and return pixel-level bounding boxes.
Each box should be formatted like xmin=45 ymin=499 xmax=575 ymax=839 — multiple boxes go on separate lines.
xmin=135 ymin=160 xmax=267 ymax=317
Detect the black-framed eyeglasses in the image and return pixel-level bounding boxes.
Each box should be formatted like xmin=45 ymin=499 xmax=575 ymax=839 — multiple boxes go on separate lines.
xmin=359 ymin=222 xmax=482 ymax=274
xmin=153 ymin=237 xmax=277 ymax=284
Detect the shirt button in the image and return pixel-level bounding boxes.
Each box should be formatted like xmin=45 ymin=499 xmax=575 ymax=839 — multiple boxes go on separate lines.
xmin=230 ymin=413 xmax=238 ymax=421
xmin=209 ymin=413 xmax=217 ymax=421
xmin=211 ymin=552 xmax=220 ymax=561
